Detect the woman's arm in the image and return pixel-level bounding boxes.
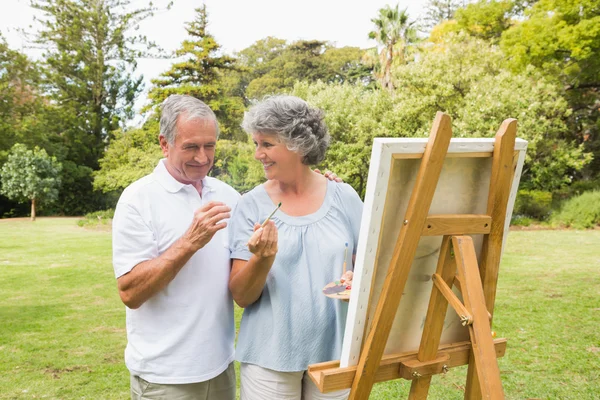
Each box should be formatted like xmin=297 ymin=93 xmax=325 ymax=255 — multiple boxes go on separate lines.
xmin=229 ymin=221 xmax=278 ymax=308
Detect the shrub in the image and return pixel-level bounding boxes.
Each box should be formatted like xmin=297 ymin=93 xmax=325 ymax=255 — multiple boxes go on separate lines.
xmin=513 ymin=190 xmax=553 ymax=220
xmin=552 ymin=178 xmax=600 ymax=208
xmin=511 ymin=215 xmax=532 ymax=227
xmin=551 ymin=191 xmax=600 ymax=229
xmin=77 ymin=209 xmax=115 ymax=228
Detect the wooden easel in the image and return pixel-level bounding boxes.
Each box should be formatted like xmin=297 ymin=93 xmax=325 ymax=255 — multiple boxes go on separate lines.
xmin=308 ymin=112 xmax=518 ymax=399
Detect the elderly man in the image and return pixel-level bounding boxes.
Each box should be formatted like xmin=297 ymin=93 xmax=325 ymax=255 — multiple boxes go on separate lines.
xmin=112 ymin=95 xmax=239 ymax=400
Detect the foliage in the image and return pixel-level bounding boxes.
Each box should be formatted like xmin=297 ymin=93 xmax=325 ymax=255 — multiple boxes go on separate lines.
xmin=500 ymin=0 xmax=600 ymax=181
xmin=77 ymin=208 xmax=115 ymax=227
xmin=422 ymin=0 xmax=463 ymax=29
xmin=552 ymin=177 xmax=600 ymax=206
xmin=510 ymin=214 xmax=533 ymax=226
xmin=239 ymin=39 xmax=372 ymax=100
xmin=95 ymin=121 xmax=263 ymax=194
xmin=0 ymin=34 xmax=63 ymax=165
xmin=29 ymin=0 xmax=157 ymax=169
xmin=391 ymin=34 xmax=590 ymax=191
xmin=94 ymin=121 xmax=162 ymax=193
xmin=212 ymin=139 xmax=265 ymax=194
xmin=551 ymin=190 xmax=600 ymax=229
xmin=292 ymin=81 xmax=410 ymax=197
xmin=454 ymin=0 xmax=514 ymax=41
xmin=0 ymin=144 xmax=62 ymax=219
xmin=52 ymin=161 xmax=118 ymax=216
xmin=145 ymin=5 xmax=246 ymax=140
xmin=368 ymin=4 xmax=417 ymax=90
xmin=514 ymin=189 xmax=553 ymax=220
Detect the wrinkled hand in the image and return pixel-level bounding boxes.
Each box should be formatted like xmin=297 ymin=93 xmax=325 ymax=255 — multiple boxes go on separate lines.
xmin=183 ymin=201 xmax=231 ymax=251
xmin=314 ymin=168 xmax=343 ymax=183
xmin=247 ymin=221 xmax=278 ymax=259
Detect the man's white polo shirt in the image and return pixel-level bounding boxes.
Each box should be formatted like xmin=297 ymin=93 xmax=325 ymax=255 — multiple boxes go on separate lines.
xmin=112 ymin=159 xmax=240 ymax=384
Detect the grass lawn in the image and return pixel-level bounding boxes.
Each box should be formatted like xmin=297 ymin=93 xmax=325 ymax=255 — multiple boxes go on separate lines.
xmin=0 ymin=218 xmax=598 ymax=399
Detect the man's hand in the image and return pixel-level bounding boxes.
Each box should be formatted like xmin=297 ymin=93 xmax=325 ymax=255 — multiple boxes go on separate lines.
xmin=314 ymin=168 xmax=343 ymax=182
xmin=247 ymin=221 xmax=278 ymax=259
xmin=182 ymin=201 xmax=231 ymax=251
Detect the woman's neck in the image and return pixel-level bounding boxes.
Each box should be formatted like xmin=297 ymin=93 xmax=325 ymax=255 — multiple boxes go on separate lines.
xmin=272 ymin=166 xmax=319 ymax=196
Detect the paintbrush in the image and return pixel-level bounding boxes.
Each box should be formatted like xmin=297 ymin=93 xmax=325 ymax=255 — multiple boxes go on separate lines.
xmin=261 ymin=202 xmax=282 ymax=227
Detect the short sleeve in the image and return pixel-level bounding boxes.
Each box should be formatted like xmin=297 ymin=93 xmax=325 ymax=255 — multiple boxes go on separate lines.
xmin=229 ymin=194 xmax=257 ymax=261
xmin=112 ymin=201 xmax=158 ymax=278
xmin=341 ymin=183 xmax=363 ymax=254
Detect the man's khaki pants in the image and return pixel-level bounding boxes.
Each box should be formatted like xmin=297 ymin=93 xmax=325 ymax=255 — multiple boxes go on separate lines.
xmin=130 ymin=362 xmax=236 ymax=400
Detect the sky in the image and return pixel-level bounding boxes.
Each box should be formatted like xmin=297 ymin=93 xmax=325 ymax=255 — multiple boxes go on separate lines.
xmin=0 ymin=0 xmax=428 ymax=109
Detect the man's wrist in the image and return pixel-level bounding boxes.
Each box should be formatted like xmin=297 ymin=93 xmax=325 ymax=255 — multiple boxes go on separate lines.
xmin=179 ymin=235 xmax=201 ymax=254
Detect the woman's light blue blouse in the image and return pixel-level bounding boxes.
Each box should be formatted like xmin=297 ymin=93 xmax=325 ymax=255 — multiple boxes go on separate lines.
xmin=229 ymin=180 xmax=363 ymax=372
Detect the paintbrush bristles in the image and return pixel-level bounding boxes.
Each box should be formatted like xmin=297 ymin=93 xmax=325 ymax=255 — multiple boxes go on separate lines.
xmin=261 ymin=202 xmax=282 ymax=227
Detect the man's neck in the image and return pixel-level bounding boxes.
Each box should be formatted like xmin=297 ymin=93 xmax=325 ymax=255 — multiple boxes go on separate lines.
xmin=163 ymin=161 xmax=204 ymax=195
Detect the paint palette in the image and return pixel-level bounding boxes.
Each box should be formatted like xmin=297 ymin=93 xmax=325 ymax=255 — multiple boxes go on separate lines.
xmin=322 ymin=280 xmax=351 ymax=301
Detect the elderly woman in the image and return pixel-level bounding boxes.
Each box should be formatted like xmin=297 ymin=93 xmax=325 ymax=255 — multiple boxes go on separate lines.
xmin=229 ymin=96 xmax=362 ymax=399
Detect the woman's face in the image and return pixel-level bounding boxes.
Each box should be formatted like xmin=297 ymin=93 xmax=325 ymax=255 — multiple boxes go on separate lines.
xmin=253 ymin=132 xmax=303 ymax=181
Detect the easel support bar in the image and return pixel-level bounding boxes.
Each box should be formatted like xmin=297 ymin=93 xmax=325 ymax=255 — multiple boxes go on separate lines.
xmin=422 ymin=214 xmax=492 ymax=236
xmin=432 ymin=273 xmax=472 ymax=326
xmin=308 ymin=339 xmax=507 ymax=393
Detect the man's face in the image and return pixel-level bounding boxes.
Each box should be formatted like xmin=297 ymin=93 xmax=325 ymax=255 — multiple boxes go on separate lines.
xmin=159 ymin=116 xmax=217 ymax=185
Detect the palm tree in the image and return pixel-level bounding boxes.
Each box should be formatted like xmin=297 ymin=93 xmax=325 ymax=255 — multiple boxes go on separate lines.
xmin=368 ymin=4 xmax=417 ymax=91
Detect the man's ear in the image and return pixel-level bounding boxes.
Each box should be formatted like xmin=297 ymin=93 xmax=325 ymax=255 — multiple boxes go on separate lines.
xmin=159 ymin=135 xmax=169 ymax=157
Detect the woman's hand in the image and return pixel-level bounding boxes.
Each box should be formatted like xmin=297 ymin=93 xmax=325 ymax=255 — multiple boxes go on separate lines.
xmin=247 ymin=220 xmax=278 ymax=259
xmin=340 ymin=270 xmax=353 ymax=287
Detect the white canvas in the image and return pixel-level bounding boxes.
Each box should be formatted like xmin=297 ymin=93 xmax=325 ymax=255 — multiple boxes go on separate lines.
xmin=340 ymin=138 xmax=527 ymax=367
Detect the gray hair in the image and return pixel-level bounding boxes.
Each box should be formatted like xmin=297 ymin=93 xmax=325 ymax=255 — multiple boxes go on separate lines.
xmin=242 ymin=95 xmax=330 ymax=165
xmin=160 ymin=95 xmax=219 ymax=144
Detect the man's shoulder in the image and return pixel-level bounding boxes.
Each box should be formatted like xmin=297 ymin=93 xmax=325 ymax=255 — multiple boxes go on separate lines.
xmin=118 ymin=173 xmax=157 ymax=204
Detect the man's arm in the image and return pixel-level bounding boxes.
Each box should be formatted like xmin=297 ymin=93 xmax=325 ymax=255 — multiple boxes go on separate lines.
xmin=116 ymin=201 xmax=231 ymax=309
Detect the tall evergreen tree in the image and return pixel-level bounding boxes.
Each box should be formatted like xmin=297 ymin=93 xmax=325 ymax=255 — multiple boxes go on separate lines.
xmin=146 ymin=5 xmax=245 ymax=140
xmin=29 ymin=0 xmax=157 ymax=169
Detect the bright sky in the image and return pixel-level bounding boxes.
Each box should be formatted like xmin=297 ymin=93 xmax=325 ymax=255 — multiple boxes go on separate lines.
xmin=0 ymin=0 xmax=428 ymax=109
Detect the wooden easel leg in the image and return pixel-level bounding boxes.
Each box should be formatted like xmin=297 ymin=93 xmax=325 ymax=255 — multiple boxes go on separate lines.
xmin=465 ymin=352 xmax=482 ymax=400
xmin=453 ymin=236 xmax=504 ymax=400
xmin=409 ymin=236 xmax=456 ymax=399
xmin=349 ymin=112 xmax=453 ymax=400
xmin=479 ymin=119 xmax=517 ymax=320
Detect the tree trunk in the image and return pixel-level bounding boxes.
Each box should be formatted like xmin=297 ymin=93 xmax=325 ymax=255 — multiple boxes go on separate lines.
xmin=31 ymin=198 xmax=36 ymax=222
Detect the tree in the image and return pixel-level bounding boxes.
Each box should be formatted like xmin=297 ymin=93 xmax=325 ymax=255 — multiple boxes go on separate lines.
xmin=1 ymin=144 xmax=62 ymax=221
xmin=391 ymin=34 xmax=590 ymax=190
xmin=500 ymin=0 xmax=600 ymax=180
xmin=454 ymin=0 xmax=514 ymax=41
xmin=29 ymin=0 xmax=158 ymax=168
xmin=0 ymin=34 xmax=63 ymax=164
xmin=423 ymin=0 xmax=464 ymax=29
xmin=292 ymin=81 xmax=409 ymax=197
xmin=146 ymin=5 xmax=245 ymax=140
xmin=94 ymin=120 xmax=162 ymax=193
xmin=368 ymin=4 xmax=417 ymax=91
xmin=238 ymin=39 xmax=371 ymax=101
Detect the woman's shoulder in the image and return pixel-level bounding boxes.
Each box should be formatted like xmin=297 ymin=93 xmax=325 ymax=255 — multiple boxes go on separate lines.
xmin=236 ymin=184 xmax=269 ymax=211
xmin=331 ymin=181 xmax=362 ymax=203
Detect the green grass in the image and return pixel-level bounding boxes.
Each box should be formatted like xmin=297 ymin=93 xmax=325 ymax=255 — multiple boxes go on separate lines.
xmin=0 ymin=218 xmax=598 ymax=399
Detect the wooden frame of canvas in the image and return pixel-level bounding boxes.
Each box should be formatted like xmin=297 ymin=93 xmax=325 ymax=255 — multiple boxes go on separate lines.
xmin=307 ymin=112 xmax=527 ymax=399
